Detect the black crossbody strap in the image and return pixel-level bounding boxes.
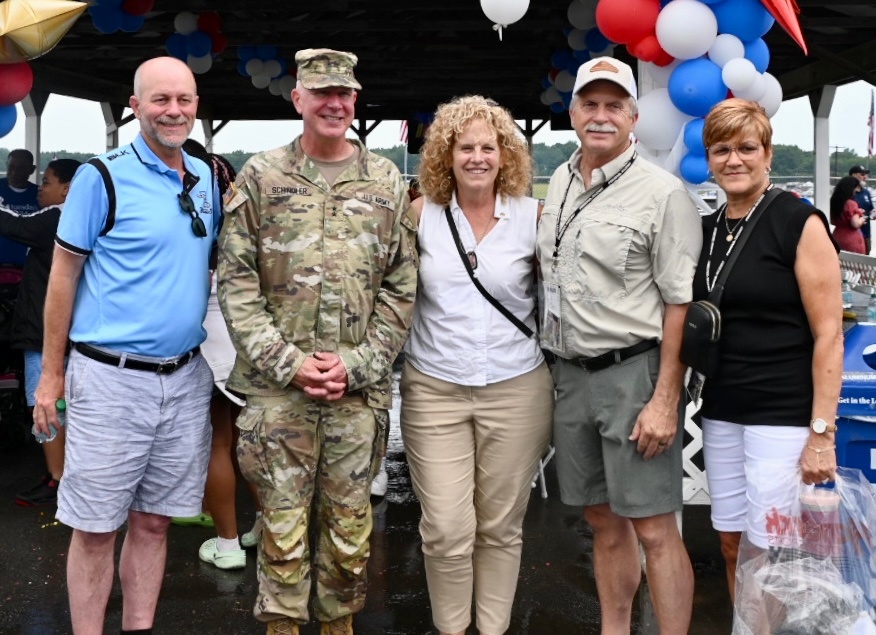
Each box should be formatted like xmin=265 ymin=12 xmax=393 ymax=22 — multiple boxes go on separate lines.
xmin=709 ymin=187 xmax=781 ymax=306
xmin=444 ymin=206 xmax=534 ymax=339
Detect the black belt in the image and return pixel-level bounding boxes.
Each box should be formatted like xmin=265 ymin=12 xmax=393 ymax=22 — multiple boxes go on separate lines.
xmin=74 ymin=343 xmax=200 ymax=375
xmin=569 ymin=340 xmax=659 ymax=372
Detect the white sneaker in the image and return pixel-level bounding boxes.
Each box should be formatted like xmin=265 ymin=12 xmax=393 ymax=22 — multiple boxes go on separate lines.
xmin=240 ymin=516 xmax=262 ymax=549
xmin=370 ymin=467 xmax=388 ymax=497
xmin=198 ymin=537 xmax=246 ymax=570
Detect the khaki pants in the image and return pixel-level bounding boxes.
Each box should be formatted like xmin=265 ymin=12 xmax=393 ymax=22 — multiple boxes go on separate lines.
xmin=236 ymin=391 xmax=386 ymax=624
xmin=400 ymin=362 xmax=554 ymax=634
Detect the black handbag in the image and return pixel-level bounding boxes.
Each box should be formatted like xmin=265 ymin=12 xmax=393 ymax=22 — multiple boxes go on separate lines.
xmin=680 ymin=188 xmax=780 ymax=377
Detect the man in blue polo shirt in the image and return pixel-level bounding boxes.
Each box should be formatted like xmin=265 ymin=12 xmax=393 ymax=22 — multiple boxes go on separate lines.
xmin=33 ymin=56 xmax=220 ymax=635
xmin=0 ymin=149 xmax=39 ymax=266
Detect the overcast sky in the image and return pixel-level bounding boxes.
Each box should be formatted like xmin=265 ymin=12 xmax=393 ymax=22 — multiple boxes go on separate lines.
xmin=4 ymin=80 xmax=874 ymax=160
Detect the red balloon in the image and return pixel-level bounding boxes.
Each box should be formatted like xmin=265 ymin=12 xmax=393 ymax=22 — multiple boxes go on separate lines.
xmin=122 ymin=0 xmax=153 ymax=17
xmin=211 ymin=33 xmax=228 ymax=56
xmin=627 ymin=35 xmax=663 ymax=63
xmin=548 ymin=68 xmax=560 ymax=82
xmin=0 ymin=62 xmax=33 ymax=107
xmin=198 ymin=11 xmax=222 ymax=35
xmin=653 ymin=50 xmax=674 ymax=67
xmin=596 ymin=0 xmax=661 ymax=45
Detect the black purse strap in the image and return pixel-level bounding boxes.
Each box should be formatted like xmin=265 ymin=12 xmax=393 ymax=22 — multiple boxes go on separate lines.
xmin=444 ymin=206 xmax=534 ymax=339
xmin=708 ymin=187 xmax=781 ymax=306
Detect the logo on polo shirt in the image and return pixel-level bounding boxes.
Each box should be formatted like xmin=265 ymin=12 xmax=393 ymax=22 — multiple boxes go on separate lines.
xmin=106 ymin=150 xmax=130 ymax=161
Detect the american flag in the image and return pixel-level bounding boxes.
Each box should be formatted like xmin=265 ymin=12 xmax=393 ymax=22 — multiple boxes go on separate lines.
xmin=400 ymin=119 xmax=408 ymax=144
xmin=869 ymin=89 xmax=874 ymax=157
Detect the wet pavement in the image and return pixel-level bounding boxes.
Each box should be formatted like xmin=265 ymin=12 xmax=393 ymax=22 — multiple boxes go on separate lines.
xmin=0 ymin=380 xmax=733 ymax=635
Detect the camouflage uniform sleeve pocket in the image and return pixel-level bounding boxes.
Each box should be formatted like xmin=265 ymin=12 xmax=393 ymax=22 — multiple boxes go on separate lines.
xmin=369 ymin=408 xmax=390 ymax=481
xmin=235 ymin=402 xmax=265 ymax=432
xmin=400 ymin=208 xmax=419 ymax=268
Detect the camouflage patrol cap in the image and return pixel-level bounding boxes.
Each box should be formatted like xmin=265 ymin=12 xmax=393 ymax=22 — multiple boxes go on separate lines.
xmin=295 ymin=48 xmax=361 ymax=90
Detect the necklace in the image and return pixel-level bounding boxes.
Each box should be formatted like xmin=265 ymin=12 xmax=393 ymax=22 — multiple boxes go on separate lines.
xmin=468 ymin=214 xmax=497 ymax=244
xmin=706 ymin=188 xmax=770 ymax=292
xmin=724 ymin=214 xmax=746 ymax=242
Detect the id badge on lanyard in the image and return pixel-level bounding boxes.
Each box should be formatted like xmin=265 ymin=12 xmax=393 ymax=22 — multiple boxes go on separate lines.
xmin=541 ymin=281 xmax=564 ymax=353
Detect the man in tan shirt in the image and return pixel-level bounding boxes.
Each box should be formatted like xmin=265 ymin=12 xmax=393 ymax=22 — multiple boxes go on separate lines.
xmin=536 ymin=57 xmax=702 ymax=634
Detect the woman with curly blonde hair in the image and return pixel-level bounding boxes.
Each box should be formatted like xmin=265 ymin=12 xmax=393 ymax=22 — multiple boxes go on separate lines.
xmin=400 ymin=95 xmax=554 ymax=635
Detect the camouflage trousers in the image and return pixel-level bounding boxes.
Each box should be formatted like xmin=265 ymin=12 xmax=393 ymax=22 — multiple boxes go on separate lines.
xmin=235 ymin=390 xmax=388 ymax=624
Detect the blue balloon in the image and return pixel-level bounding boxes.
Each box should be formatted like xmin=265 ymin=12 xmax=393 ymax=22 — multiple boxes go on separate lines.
xmin=713 ymin=0 xmax=774 ymax=41
xmin=585 ymin=28 xmax=611 ymax=52
xmin=541 ymin=75 xmax=553 ymax=90
xmin=120 ymin=13 xmax=144 ymax=33
xmin=560 ymin=91 xmax=573 ymax=108
xmin=800 ymin=197 xmax=813 ymax=206
xmin=668 ymin=58 xmax=727 ymax=117
xmin=165 ymin=33 xmax=187 ymax=60
xmin=551 ymin=50 xmax=574 ymax=69
xmin=550 ymin=102 xmax=566 ymax=113
xmin=90 ymin=7 xmax=123 ymax=33
xmin=566 ymin=59 xmax=581 ymax=75
xmin=0 ymin=104 xmax=16 ymax=138
xmin=186 ymin=31 xmax=212 ymax=57
xmin=238 ymin=45 xmax=257 ymax=61
xmin=256 ymin=45 xmax=278 ymax=60
xmin=744 ymin=38 xmax=770 ymax=74
xmin=680 ymin=153 xmax=710 ymax=184
xmin=95 ymin=0 xmax=124 ymax=6
xmin=237 ymin=59 xmax=249 ymax=77
xmin=683 ymin=118 xmax=706 ymax=156
xmin=276 ymin=59 xmax=288 ymax=77
xmin=574 ymin=49 xmax=592 ymax=63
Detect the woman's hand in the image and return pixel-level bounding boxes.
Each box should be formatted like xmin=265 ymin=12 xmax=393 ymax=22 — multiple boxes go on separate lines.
xmin=799 ymin=431 xmax=837 ymax=485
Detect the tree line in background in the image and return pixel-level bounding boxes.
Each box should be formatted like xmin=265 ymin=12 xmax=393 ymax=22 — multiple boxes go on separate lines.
xmin=1 ymin=144 xmax=872 ymax=181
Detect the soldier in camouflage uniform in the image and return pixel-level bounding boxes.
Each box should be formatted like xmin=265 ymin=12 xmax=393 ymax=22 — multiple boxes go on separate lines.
xmin=217 ymin=49 xmax=418 ymax=635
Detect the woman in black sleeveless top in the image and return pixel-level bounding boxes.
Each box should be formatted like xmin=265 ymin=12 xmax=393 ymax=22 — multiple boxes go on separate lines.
xmin=691 ymin=99 xmax=842 ymax=602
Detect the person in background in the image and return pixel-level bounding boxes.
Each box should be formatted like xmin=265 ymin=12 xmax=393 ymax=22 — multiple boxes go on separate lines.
xmin=850 ymin=165 xmax=873 ymax=254
xmin=0 ymin=158 xmax=80 ymax=506
xmin=33 ymin=57 xmax=220 ymax=634
xmin=218 ymin=48 xmax=417 ymax=635
xmin=694 ymin=98 xmax=841 ymax=601
xmin=0 ymin=149 xmax=39 ymax=267
xmin=537 ymin=57 xmax=700 ymax=634
xmin=407 ymin=177 xmax=422 ymax=202
xmin=831 ymin=175 xmax=866 ymax=254
xmin=400 ymin=95 xmax=553 ymax=635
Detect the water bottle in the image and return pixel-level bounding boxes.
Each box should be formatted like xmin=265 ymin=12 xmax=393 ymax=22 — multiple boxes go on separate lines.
xmin=869 ymin=291 xmax=876 ymax=323
xmin=842 ymin=272 xmax=853 ymax=306
xmin=32 ymin=398 xmax=66 ymax=444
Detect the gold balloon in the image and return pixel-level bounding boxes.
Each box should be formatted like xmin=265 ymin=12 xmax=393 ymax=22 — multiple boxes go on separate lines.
xmin=0 ymin=0 xmax=87 ymax=63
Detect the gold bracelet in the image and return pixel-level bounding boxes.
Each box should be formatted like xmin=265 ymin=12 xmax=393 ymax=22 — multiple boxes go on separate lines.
xmin=806 ymin=445 xmax=836 ymax=454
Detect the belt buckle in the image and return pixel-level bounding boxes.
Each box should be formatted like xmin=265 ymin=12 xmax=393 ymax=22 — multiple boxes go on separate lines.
xmin=156 ymin=360 xmax=178 ymax=374
xmin=614 ymin=350 xmax=622 ymax=364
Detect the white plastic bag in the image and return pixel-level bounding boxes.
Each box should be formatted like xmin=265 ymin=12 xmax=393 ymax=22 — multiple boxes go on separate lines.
xmin=733 ymin=467 xmax=876 ymax=634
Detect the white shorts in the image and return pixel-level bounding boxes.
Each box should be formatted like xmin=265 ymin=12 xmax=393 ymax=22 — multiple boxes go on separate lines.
xmin=702 ymin=417 xmax=809 ymax=548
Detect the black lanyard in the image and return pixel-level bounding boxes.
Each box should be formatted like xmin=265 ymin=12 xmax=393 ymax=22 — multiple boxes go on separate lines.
xmin=552 ymin=153 xmax=637 ymax=261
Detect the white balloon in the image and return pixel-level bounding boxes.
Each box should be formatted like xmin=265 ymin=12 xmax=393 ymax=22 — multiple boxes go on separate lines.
xmin=480 ymin=0 xmax=529 ymax=26
xmin=263 ymin=60 xmax=282 ymax=79
xmin=282 ymin=92 xmax=293 ymax=102
xmin=245 ymin=59 xmax=264 ymax=77
xmin=721 ymin=58 xmax=758 ymax=93
xmin=252 ymin=74 xmax=271 ymax=89
xmin=567 ymin=0 xmax=596 ymax=30
xmin=644 ymin=59 xmax=681 ymax=87
xmin=544 ymin=86 xmax=561 ymax=103
xmin=656 ymin=0 xmax=717 ymax=60
xmin=540 ymin=90 xmax=555 ymax=106
xmin=268 ymin=79 xmax=282 ymax=96
xmin=186 ymin=53 xmax=212 ymax=75
xmin=708 ymin=34 xmax=745 ymax=68
xmin=554 ymin=70 xmax=576 ymax=93
xmin=635 ymin=88 xmax=692 ymax=151
xmin=173 ymin=11 xmax=198 ymax=35
xmin=758 ymin=72 xmax=783 ymax=117
xmin=279 ymin=75 xmax=296 ymax=96
xmin=734 ymin=72 xmax=766 ymax=102
xmin=567 ymin=29 xmax=588 ymax=51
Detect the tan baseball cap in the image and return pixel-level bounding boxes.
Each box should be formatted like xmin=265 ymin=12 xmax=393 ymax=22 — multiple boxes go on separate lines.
xmin=572 ymin=56 xmax=637 ymax=102
xmin=294 ymin=48 xmax=361 ymax=90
